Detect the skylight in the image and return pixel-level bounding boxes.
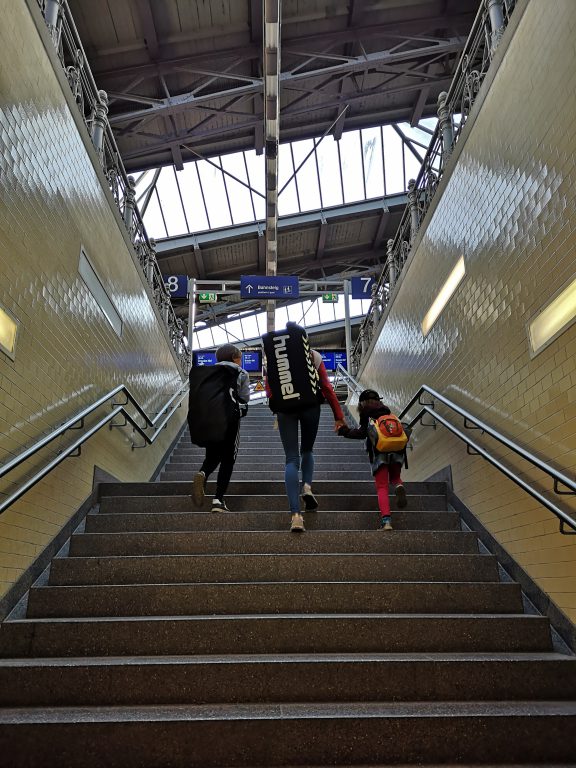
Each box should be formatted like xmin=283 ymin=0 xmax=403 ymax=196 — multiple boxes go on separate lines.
xmin=134 ymin=119 xmax=437 ymax=240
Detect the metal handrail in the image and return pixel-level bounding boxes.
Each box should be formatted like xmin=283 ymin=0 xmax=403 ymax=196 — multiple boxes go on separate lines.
xmin=351 ymin=0 xmax=517 ymax=375
xmin=333 ymin=364 xmax=363 ymax=397
xmin=34 ymin=0 xmax=189 ymax=373
xmin=333 ymin=371 xmax=576 ymax=534
xmin=0 ymin=384 xmax=189 ymax=515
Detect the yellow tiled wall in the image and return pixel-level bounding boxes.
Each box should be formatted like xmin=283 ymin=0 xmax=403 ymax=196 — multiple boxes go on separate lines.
xmin=0 ymin=0 xmax=187 ymax=598
xmin=359 ymin=0 xmax=576 ymax=624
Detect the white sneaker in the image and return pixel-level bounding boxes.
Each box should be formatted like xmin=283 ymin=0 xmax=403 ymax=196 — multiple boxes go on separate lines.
xmin=301 ymin=483 xmax=318 ymax=511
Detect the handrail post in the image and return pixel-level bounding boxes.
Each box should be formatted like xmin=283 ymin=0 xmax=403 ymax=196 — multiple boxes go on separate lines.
xmin=437 ymin=91 xmax=454 ymax=160
xmin=91 ymin=89 xmax=109 ymax=161
xmin=44 ymin=0 xmax=62 ymax=45
xmin=407 ymin=179 xmax=419 ymax=244
xmin=487 ymin=0 xmax=505 ymax=53
xmin=124 ymin=176 xmax=136 ymax=238
xmin=386 ymin=238 xmax=396 ymax=292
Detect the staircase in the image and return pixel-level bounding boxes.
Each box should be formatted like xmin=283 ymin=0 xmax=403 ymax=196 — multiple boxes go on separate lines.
xmin=0 ymin=405 xmax=575 ymax=765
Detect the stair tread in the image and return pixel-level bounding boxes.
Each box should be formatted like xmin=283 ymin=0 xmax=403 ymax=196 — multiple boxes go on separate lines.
xmin=1 ymin=700 xmax=575 ymax=723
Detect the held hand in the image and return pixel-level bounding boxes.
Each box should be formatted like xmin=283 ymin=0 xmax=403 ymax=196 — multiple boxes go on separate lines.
xmin=334 ymin=419 xmax=346 ymax=433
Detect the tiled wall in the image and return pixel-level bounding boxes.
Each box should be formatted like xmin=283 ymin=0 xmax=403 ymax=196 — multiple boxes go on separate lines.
xmin=0 ymin=1 xmax=187 ymax=598
xmin=359 ymin=0 xmax=576 ymax=624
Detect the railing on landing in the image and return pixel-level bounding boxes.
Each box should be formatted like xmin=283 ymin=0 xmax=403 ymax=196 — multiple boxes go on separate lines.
xmin=350 ymin=0 xmax=517 ymax=375
xmin=34 ymin=0 xmax=189 ymax=374
xmin=0 ymin=384 xmax=189 ymax=515
xmin=334 ymin=366 xmax=576 ymax=536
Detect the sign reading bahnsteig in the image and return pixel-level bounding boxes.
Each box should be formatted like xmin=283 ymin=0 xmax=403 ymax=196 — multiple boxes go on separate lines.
xmin=240 ymin=275 xmax=300 ymax=300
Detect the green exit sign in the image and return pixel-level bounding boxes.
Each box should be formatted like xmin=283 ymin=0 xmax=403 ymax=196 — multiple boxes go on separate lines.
xmin=198 ymin=292 xmax=217 ymax=303
xmin=322 ymin=292 xmax=338 ymax=303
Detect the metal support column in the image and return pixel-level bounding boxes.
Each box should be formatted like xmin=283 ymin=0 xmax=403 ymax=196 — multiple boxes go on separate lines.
xmin=344 ymin=279 xmax=352 ymax=372
xmin=188 ymin=277 xmax=197 ymax=372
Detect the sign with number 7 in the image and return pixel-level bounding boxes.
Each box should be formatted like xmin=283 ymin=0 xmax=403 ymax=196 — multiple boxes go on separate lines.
xmin=350 ymin=276 xmax=375 ymax=300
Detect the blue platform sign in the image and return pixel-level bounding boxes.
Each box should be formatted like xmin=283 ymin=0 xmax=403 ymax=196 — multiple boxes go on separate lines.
xmin=334 ymin=351 xmax=348 ymax=370
xmin=240 ymin=275 xmax=299 ymax=300
xmin=350 ymin=276 xmax=374 ymax=300
xmin=163 ymin=274 xmax=188 ymax=299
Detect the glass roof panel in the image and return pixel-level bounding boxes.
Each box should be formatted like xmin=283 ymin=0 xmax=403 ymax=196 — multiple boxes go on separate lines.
xmin=220 ymin=153 xmax=256 ymax=225
xmin=338 ymin=131 xmax=364 ymax=203
xmin=197 ymin=160 xmax=232 ymax=229
xmin=137 ymin=120 xmax=437 ymax=238
xmin=155 ymin=168 xmax=188 ymax=237
xmin=316 ymin=136 xmax=343 ymax=208
xmin=290 ymin=139 xmax=321 ymax=212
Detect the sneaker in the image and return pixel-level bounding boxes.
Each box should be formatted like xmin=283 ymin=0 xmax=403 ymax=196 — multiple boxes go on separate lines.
xmin=301 ymin=483 xmax=319 ymax=512
xmin=211 ymin=498 xmax=230 ymax=513
xmin=290 ymin=513 xmax=305 ymax=532
xmin=192 ymin=471 xmax=206 ymax=507
xmin=395 ymin=484 xmax=407 ymax=509
xmin=379 ymin=517 xmax=393 ymax=531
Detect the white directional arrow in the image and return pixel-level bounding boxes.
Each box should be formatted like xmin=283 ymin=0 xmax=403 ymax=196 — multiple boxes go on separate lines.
xmin=246 ymin=284 xmax=253 ymax=293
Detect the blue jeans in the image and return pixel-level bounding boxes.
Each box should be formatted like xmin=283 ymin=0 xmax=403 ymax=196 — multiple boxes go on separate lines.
xmin=277 ymin=405 xmax=321 ymax=514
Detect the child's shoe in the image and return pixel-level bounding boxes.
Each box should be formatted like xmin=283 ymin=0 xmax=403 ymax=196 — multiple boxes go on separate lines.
xmin=379 ymin=516 xmax=393 ymax=531
xmin=395 ymin=484 xmax=407 ymax=509
xmin=192 ymin=471 xmax=206 ymax=507
xmin=290 ymin=513 xmax=305 ymax=532
xmin=211 ymin=497 xmax=230 ymax=513
xmin=301 ymin=483 xmax=319 ymax=511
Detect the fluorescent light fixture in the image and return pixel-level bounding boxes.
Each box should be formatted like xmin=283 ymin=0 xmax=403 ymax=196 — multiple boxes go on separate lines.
xmin=0 ymin=304 xmax=18 ymax=360
xmin=79 ymin=248 xmax=123 ymax=337
xmin=529 ymin=273 xmax=576 ymax=355
xmin=422 ymin=256 xmax=466 ymax=338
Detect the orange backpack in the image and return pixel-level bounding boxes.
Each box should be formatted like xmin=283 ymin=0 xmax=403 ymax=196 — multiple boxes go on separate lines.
xmin=367 ymin=413 xmax=408 ymax=453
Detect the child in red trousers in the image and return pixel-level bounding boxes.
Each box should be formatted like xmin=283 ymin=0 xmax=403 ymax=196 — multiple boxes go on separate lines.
xmin=338 ymin=389 xmax=408 ymax=530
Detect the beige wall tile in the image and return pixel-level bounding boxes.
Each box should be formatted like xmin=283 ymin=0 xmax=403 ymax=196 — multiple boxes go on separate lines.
xmin=358 ymin=1 xmax=576 ymax=624
xmin=0 ymin=0 xmax=187 ymax=599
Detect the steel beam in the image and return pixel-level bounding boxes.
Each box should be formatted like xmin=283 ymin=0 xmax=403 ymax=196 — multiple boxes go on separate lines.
xmin=154 ymin=195 xmax=407 ymax=253
xmin=108 ymin=39 xmax=464 ymax=126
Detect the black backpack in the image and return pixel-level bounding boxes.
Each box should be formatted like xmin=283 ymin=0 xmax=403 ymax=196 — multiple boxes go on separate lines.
xmin=263 ymin=325 xmax=322 ymax=413
xmin=187 ymin=365 xmax=240 ymax=447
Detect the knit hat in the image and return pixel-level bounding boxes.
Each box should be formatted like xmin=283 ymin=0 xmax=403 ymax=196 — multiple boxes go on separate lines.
xmin=358 ymin=389 xmax=381 ymax=402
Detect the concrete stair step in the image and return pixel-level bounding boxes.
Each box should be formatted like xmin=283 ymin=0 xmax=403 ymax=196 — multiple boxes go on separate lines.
xmin=27 ymin=581 xmax=523 ymax=618
xmin=98 ymin=493 xmax=447 ymax=513
xmin=1 ymin=653 xmax=574 ymax=707
xmin=168 ymin=456 xmax=368 ymax=466
xmin=0 ymin=615 xmax=553 ymax=657
xmin=48 ymin=553 xmax=499 ymax=586
xmin=161 ymin=470 xmax=372 ymax=481
xmin=85 ymin=510 xmax=460 ymax=532
xmin=1 ymin=701 xmax=574 ymax=766
xmin=99 ymin=480 xmax=447 ymax=498
xmin=69 ymin=530 xmax=480 ymax=557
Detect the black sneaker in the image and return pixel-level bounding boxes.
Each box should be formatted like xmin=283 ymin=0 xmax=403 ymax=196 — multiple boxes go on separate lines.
xmin=211 ymin=498 xmax=230 ymax=513
xmin=192 ymin=471 xmax=206 ymax=507
xmin=301 ymin=483 xmax=319 ymax=511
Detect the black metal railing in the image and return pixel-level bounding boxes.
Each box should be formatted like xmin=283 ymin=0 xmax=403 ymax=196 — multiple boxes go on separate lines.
xmin=35 ymin=0 xmax=189 ymax=372
xmin=0 ymin=384 xmax=188 ymax=514
xmin=351 ymin=0 xmax=517 ymax=374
